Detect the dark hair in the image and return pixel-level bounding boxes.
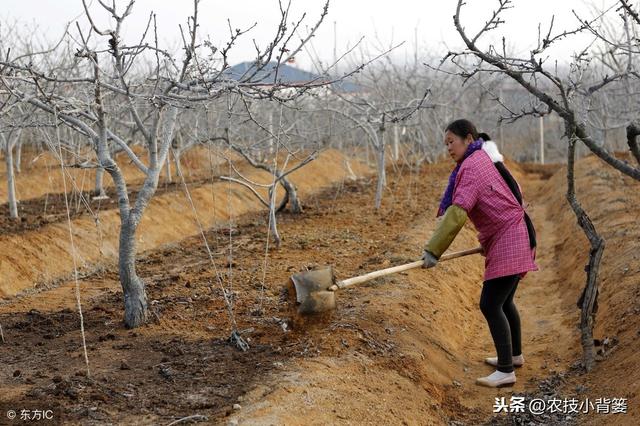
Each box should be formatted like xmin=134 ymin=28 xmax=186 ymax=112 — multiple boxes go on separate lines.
xmin=478 ymin=132 xmax=491 ymax=141
xmin=445 ymin=119 xmax=479 ymax=141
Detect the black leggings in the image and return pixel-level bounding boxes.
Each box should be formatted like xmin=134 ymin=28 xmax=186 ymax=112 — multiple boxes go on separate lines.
xmin=479 ymin=274 xmax=522 ymax=373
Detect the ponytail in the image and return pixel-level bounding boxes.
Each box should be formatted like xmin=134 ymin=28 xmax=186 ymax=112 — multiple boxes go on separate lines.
xmin=478 ymin=132 xmax=491 ymax=141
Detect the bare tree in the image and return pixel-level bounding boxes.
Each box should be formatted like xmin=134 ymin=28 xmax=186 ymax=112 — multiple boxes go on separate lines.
xmin=1 ymin=0 xmax=336 ymax=330
xmin=0 ymin=106 xmax=25 ymax=219
xmin=311 ymin=44 xmax=434 ymax=209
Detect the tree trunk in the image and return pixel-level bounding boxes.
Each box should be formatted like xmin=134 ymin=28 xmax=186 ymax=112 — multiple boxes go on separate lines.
xmin=268 ymin=186 xmax=281 ymax=248
xmin=15 ymin=140 xmax=22 ymax=174
xmin=279 ymin=176 xmax=303 ymax=214
xmin=374 ymin=118 xmax=387 ymax=210
xmin=539 ymin=116 xmax=545 ymax=165
xmin=165 ymin=152 xmax=172 ymax=183
xmin=626 ymin=122 xmax=640 ymax=165
xmin=374 ymin=143 xmax=386 ymax=210
xmin=113 ymin=105 xmax=177 ymax=328
xmin=392 ymin=124 xmax=400 ymax=161
xmin=94 ymin=167 xmax=107 ymax=198
xmin=269 ymin=112 xmax=275 ymax=156
xmin=567 ymin=137 xmax=605 ymax=372
xmin=5 ymin=146 xmax=19 ymax=219
xmin=119 ymin=217 xmax=148 ymax=328
xmin=174 ymin=150 xmax=183 ymax=178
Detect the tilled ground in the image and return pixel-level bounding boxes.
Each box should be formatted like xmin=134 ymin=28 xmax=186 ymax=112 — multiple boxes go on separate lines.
xmin=4 ymin=154 xmax=632 ymax=426
xmin=0 ymin=162 xmax=445 ymax=425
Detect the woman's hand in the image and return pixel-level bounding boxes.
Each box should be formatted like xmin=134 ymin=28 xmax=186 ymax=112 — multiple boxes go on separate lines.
xmin=422 ymin=250 xmax=438 ymax=268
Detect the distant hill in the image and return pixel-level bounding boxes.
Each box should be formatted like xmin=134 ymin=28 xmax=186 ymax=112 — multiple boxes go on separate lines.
xmin=224 ymin=61 xmax=360 ymax=93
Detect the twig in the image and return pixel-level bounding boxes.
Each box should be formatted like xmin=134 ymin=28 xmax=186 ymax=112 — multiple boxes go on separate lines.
xmin=51 ymin=110 xmax=90 ymax=377
xmin=174 ymin=148 xmax=246 ymax=350
xmin=166 ymin=414 xmax=208 ymax=426
xmin=219 ymin=176 xmax=270 ymax=207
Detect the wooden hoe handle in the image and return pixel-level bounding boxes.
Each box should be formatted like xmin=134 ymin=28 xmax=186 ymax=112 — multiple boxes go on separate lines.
xmin=329 ymin=246 xmax=483 ymax=291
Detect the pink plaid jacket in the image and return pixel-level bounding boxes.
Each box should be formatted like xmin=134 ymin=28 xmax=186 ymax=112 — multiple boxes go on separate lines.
xmin=452 ymin=150 xmax=538 ymax=281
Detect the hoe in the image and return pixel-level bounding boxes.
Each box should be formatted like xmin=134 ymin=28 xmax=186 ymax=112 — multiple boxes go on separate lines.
xmin=289 ymin=247 xmax=483 ymax=315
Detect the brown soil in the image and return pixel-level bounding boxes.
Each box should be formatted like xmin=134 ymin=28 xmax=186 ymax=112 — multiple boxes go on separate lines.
xmin=0 ymin=146 xmax=233 ymax=204
xmin=0 ymin=151 xmax=638 ymax=425
xmin=0 ymin=149 xmax=367 ymax=298
xmin=0 ymin=177 xmax=214 ymax=235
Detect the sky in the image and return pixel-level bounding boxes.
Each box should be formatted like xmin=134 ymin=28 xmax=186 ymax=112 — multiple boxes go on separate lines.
xmin=2 ymin=0 xmax=615 ymax=72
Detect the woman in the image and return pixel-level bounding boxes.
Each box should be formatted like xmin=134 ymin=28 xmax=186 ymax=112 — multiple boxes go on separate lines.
xmin=422 ymin=119 xmax=538 ymax=388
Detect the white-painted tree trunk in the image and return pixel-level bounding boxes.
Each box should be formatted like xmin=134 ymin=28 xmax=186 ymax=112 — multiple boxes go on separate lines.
xmin=165 ymin=152 xmax=172 ymax=183
xmin=2 ymin=131 xmax=21 ymax=219
xmin=539 ymin=116 xmax=545 ymax=165
xmin=268 ymin=185 xmax=281 ymax=248
xmin=5 ymin=145 xmax=19 ymax=219
xmin=269 ymin=112 xmax=275 ymax=155
xmin=15 ymin=140 xmax=22 ymax=174
xmin=392 ymin=124 xmax=400 ymax=161
xmin=374 ymin=121 xmax=387 ymax=211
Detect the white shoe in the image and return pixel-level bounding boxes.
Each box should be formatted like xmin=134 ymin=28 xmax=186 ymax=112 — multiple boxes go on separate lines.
xmin=485 ymin=354 xmax=524 ymax=368
xmin=476 ymin=370 xmax=516 ymax=388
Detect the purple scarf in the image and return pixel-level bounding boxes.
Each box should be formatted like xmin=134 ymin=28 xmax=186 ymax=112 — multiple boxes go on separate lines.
xmin=437 ymin=139 xmax=484 ymax=217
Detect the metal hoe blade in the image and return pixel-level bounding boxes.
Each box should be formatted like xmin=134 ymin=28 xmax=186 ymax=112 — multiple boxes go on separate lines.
xmin=289 ymin=267 xmax=337 ymax=315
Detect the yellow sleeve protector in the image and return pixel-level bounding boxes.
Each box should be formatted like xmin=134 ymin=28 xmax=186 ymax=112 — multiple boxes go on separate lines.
xmin=424 ymin=204 xmax=468 ymax=259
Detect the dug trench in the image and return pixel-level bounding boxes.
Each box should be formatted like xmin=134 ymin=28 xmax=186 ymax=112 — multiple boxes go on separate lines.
xmin=0 ymin=145 xmax=290 ymax=238
xmin=0 ymin=152 xmax=638 ymax=425
xmin=0 ymin=176 xmax=220 ymax=236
